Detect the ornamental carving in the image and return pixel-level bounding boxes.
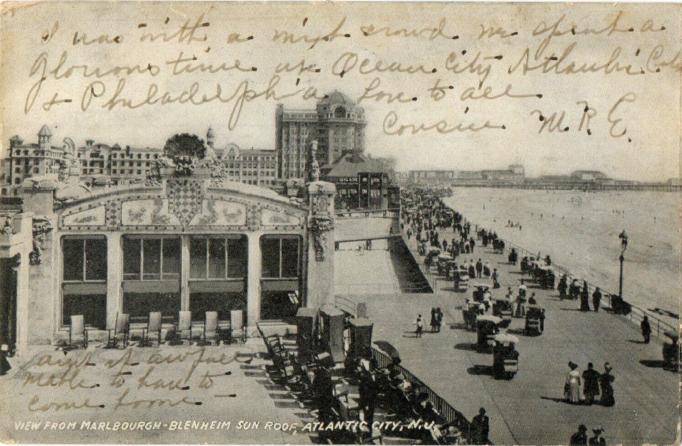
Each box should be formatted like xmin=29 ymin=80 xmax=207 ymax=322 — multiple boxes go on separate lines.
xmin=246 ymin=205 xmax=261 ymax=231
xmin=311 ymin=194 xmax=330 ymax=215
xmin=146 ymin=158 xmax=173 ymax=187
xmin=30 ymin=217 xmax=53 ymax=265
xmin=308 ymin=140 xmax=320 ymax=183
xmin=1 ymin=216 xmax=13 ymax=236
xmin=105 ymin=200 xmax=122 ymax=228
xmin=167 ymin=178 xmax=204 ymax=227
xmin=310 ymin=215 xmax=334 ymax=261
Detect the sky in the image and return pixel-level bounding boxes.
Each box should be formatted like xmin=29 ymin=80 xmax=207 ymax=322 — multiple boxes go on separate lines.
xmin=0 ymin=2 xmax=680 ymax=181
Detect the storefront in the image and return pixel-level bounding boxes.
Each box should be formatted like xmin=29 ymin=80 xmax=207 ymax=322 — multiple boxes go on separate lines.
xmin=1 ymin=168 xmax=336 ymax=351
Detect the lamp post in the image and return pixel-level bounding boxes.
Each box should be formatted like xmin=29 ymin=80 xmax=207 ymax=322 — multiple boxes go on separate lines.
xmin=618 ymin=230 xmax=628 ymax=301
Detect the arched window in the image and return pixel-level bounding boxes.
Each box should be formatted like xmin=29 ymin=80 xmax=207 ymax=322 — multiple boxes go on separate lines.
xmin=334 ymin=106 xmax=346 ymax=118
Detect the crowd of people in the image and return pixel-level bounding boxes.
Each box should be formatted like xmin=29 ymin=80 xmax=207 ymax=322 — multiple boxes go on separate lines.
xmin=570 ymin=425 xmax=607 ymax=446
xmin=263 ymin=327 xmax=477 ymax=445
xmin=564 ymin=362 xmax=615 ymax=406
xmin=398 ymin=188 xmax=642 ymax=443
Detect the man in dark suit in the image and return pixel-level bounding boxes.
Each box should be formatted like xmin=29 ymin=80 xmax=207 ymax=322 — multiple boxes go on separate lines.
xmin=476 ymin=259 xmax=483 ymax=278
xmin=471 ymin=407 xmax=489 ymax=444
xmin=641 ymin=316 xmax=651 ymax=344
xmin=582 ymin=362 xmax=600 ymax=405
xmin=569 ymin=425 xmax=588 ymax=445
xmin=592 ymin=288 xmax=602 ymax=312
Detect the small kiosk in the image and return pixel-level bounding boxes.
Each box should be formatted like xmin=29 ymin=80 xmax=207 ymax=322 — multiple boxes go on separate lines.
xmin=319 ymin=304 xmax=346 ymax=363
xmin=296 ymin=307 xmax=317 ymax=361
xmin=348 ymin=317 xmax=373 ymax=358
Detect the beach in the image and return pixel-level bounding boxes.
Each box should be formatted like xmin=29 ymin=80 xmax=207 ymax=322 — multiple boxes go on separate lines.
xmin=444 ymin=189 xmax=681 ymax=324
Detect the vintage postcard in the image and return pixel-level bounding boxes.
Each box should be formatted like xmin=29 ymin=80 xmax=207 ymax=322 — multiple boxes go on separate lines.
xmin=0 ymin=1 xmax=679 ymax=444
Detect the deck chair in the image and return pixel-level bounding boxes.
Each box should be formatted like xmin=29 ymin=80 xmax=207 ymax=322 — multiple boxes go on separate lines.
xmin=336 ymin=389 xmax=361 ymax=419
xmin=177 ymin=311 xmax=193 ymax=344
xmin=106 ymin=313 xmax=130 ymax=348
xmin=230 ymin=310 xmax=246 ymax=343
xmin=68 ymin=315 xmax=88 ymax=350
xmin=201 ymin=311 xmax=219 ymax=345
xmin=139 ymin=312 xmax=162 ymax=347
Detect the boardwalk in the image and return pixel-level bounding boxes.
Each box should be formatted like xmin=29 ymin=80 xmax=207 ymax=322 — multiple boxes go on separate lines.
xmin=335 ymin=224 xmax=679 ymax=445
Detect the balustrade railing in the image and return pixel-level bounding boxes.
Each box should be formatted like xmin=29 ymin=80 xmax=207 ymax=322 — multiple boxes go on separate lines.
xmin=372 ymin=347 xmax=472 ymax=440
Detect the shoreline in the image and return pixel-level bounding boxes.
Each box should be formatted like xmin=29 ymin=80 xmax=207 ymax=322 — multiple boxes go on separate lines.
xmin=402 ymin=193 xmax=678 ymax=341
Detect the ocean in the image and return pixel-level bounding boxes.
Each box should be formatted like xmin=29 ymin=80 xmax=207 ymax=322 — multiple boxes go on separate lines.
xmin=444 ymin=188 xmax=681 ymax=324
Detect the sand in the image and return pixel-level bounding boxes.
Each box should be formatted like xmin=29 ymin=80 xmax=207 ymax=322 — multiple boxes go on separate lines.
xmin=444 ymin=189 xmax=681 ymax=324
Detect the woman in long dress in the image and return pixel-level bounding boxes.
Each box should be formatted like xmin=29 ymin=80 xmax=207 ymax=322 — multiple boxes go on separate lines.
xmin=565 ymin=362 xmax=582 ymax=404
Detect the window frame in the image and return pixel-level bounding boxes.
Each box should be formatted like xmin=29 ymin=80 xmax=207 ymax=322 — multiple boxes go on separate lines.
xmin=260 ymin=235 xmax=301 ymax=280
xmin=62 ymin=236 xmax=107 ymax=283
xmin=122 ymin=236 xmax=181 ymax=281
xmin=190 ymin=235 xmax=246 ymax=280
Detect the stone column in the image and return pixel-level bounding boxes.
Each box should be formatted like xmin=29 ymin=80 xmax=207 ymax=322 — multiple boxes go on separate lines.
xmin=106 ymin=233 xmax=122 ymax=329
xmin=246 ymin=232 xmax=262 ymax=331
xmin=306 ymin=181 xmax=336 ymax=310
xmin=180 ymin=236 xmax=190 ymax=311
xmin=15 ymin=252 xmax=30 ymax=355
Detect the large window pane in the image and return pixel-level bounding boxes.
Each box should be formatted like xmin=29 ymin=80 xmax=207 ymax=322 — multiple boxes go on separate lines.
xmin=143 ymin=239 xmax=161 ymax=280
xmin=163 ymin=238 xmax=180 ymax=277
xmin=261 ymin=291 xmax=299 ymax=320
xmin=123 ymin=238 xmax=140 ymax=280
xmin=85 ymin=239 xmax=107 ymax=281
xmin=261 ymin=238 xmax=280 ymax=278
xmin=123 ymin=292 xmax=180 ymax=322
xmin=208 ymin=238 xmax=226 ymax=279
xmin=282 ymin=238 xmax=300 ymax=278
xmin=63 ymin=239 xmax=84 ymax=281
xmin=63 ymin=294 xmax=106 ymax=329
xmin=227 ymin=237 xmax=247 ymax=278
xmin=190 ymin=238 xmax=207 ymax=279
xmin=189 ymin=292 xmax=245 ymax=321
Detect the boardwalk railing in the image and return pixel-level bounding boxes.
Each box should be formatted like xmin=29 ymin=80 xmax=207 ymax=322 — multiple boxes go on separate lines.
xmin=335 ymin=208 xmax=400 ymax=219
xmin=335 ymin=282 xmax=434 ymax=295
xmin=399 ymin=200 xmax=676 ymax=340
xmin=372 ymin=347 xmax=472 ymax=441
xmin=501 ymin=239 xmax=677 ymax=340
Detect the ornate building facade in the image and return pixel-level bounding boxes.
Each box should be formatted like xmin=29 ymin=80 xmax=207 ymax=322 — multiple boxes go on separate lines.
xmin=0 ymin=140 xmax=336 ymax=354
xmin=276 ymin=91 xmax=367 ymax=179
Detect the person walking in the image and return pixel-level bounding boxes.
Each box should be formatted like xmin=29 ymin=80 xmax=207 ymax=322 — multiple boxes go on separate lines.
xmin=582 ymin=363 xmax=601 ymax=405
xmin=518 ymin=280 xmax=527 ymax=299
xmin=580 ymin=281 xmax=590 ymax=311
xmin=558 ymin=275 xmax=568 ymax=300
xmin=470 ymin=408 xmax=489 ymax=445
xmin=592 ymin=287 xmax=602 ymax=312
xmin=492 ymin=269 xmax=500 ymax=289
xmin=565 ymin=362 xmax=582 ymax=404
xmin=588 ymin=427 xmax=606 ymax=446
xmin=430 ymin=308 xmax=438 ymax=333
xmin=476 ymin=259 xmax=483 ymax=278
xmin=415 ymin=314 xmax=424 ymax=338
xmin=640 ymin=316 xmax=651 ymax=344
xmin=570 ymin=425 xmax=588 ymax=446
xmin=528 ymin=293 xmax=537 ymax=306
xmin=468 ymin=261 xmax=476 ymax=279
xmin=436 ymin=307 xmax=443 ymax=333
xmin=599 ymin=363 xmax=615 ymax=406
